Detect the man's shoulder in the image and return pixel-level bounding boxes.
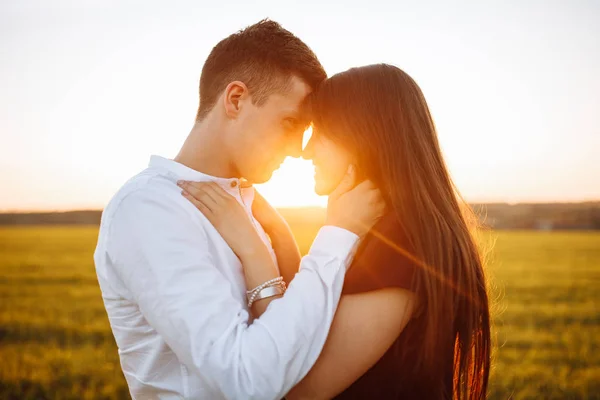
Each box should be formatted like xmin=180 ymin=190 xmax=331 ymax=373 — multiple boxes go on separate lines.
xmin=102 ymin=168 xmax=187 ymax=225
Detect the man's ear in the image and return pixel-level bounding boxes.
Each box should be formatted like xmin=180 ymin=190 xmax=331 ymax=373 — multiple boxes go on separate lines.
xmin=223 ymin=81 xmax=249 ymax=118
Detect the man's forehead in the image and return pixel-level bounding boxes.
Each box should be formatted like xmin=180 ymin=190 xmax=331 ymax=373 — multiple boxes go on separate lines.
xmin=290 ymin=74 xmax=312 ymax=91
xmin=267 ymin=76 xmax=313 ymax=119
xmin=271 ymin=95 xmax=306 ymax=117
xmin=284 ymin=76 xmax=312 ymax=104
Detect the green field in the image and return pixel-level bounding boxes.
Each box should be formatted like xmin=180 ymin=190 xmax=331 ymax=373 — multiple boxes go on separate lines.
xmin=0 ymin=225 xmax=599 ymax=399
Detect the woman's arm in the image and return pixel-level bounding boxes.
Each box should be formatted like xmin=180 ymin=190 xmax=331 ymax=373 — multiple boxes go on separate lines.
xmin=180 ymin=181 xmax=282 ymax=316
xmin=178 ymin=180 xmax=385 ymax=317
xmin=235 ymin=235 xmax=283 ymax=316
xmin=286 ymin=288 xmax=417 ymax=400
xmin=180 ymin=175 xmax=385 ymax=320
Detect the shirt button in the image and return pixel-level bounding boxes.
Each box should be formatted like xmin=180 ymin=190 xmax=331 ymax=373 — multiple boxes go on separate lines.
xmin=230 ymin=181 xmax=238 ymax=188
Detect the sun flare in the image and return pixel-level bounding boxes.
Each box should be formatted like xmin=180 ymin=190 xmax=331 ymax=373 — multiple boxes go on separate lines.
xmin=254 ymin=128 xmax=327 ymax=208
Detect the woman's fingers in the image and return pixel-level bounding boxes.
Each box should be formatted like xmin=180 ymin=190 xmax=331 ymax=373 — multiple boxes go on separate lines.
xmin=177 ymin=180 xmax=240 ymax=214
xmin=202 ymin=182 xmax=232 ymax=201
xmin=181 ymin=190 xmax=213 ymax=217
xmin=178 ymin=181 xmax=220 ymax=211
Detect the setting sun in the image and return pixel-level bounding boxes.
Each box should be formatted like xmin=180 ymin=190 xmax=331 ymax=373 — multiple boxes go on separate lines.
xmin=255 ymin=128 xmax=327 ymax=208
xmin=1 ymin=1 xmax=598 ymax=213
xmin=255 ymin=157 xmax=327 ymax=208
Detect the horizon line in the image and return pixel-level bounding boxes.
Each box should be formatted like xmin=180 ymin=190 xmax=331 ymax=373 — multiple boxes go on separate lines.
xmin=1 ymin=199 xmax=600 ymax=214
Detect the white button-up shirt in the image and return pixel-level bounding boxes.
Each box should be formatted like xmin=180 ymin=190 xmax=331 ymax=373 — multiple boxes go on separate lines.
xmin=94 ymin=156 xmax=359 ymax=399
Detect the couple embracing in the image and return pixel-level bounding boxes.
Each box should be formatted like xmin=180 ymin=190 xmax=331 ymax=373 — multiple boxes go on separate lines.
xmin=94 ymin=19 xmax=490 ymax=400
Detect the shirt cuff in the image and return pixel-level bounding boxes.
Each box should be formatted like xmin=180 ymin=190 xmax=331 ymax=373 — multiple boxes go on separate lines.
xmin=308 ymin=226 xmax=360 ymax=269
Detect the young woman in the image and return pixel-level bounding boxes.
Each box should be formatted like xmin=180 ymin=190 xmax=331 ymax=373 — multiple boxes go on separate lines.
xmin=180 ymin=64 xmax=491 ymax=399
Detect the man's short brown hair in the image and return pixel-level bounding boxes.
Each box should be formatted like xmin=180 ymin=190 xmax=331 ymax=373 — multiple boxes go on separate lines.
xmin=196 ymin=19 xmax=326 ymax=121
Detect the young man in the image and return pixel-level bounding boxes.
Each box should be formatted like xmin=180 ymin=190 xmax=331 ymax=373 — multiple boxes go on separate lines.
xmin=94 ymin=20 xmax=381 ymax=399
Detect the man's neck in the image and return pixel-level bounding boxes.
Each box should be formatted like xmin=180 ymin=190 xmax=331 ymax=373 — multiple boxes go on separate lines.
xmin=174 ymin=119 xmax=239 ymax=179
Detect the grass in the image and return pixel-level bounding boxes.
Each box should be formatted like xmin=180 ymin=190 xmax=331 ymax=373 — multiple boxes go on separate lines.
xmin=0 ymin=224 xmax=599 ymax=399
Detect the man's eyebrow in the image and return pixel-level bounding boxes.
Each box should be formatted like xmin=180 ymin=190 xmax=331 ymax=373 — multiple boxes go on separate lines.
xmin=282 ymin=108 xmax=311 ymax=128
xmin=282 ymin=112 xmax=307 ymax=126
xmin=290 ymin=113 xmax=311 ymax=128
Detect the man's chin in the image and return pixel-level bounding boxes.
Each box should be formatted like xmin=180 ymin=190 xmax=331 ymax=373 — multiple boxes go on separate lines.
xmin=247 ymin=170 xmax=274 ymax=185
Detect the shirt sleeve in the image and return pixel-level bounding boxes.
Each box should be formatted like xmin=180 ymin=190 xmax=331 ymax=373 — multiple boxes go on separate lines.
xmin=106 ymin=187 xmax=358 ymax=400
xmin=342 ymin=217 xmax=416 ymax=295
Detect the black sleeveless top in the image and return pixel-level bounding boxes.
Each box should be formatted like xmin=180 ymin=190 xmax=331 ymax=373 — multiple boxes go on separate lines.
xmin=334 ymin=214 xmax=454 ymax=399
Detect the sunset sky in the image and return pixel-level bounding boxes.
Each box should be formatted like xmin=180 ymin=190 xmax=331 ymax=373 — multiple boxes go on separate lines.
xmin=1 ymin=0 xmax=599 ymax=211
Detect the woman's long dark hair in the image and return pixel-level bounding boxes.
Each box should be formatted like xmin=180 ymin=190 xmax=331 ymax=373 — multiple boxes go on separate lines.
xmin=307 ymin=64 xmax=491 ymax=399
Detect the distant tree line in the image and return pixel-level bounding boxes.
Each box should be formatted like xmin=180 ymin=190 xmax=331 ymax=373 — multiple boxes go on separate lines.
xmin=0 ymin=211 xmax=101 ymax=225
xmin=471 ymin=202 xmax=600 ymax=230
xmin=1 ymin=202 xmax=599 ymax=230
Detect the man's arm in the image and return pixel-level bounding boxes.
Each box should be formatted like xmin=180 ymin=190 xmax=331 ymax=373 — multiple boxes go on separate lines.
xmin=106 ymin=188 xmax=358 ymax=399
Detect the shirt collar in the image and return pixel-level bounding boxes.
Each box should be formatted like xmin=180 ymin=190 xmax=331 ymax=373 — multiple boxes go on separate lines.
xmin=148 ymin=155 xmax=254 ymax=202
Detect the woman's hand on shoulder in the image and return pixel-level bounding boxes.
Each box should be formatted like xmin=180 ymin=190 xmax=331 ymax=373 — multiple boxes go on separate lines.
xmin=178 ymin=180 xmax=267 ymax=261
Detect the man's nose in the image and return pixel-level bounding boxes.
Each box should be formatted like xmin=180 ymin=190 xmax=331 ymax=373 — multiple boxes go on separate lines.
xmin=285 ymin=135 xmax=305 ymax=159
xmin=301 ymin=137 xmax=315 ymax=160
xmin=287 ymin=141 xmax=303 ymax=158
